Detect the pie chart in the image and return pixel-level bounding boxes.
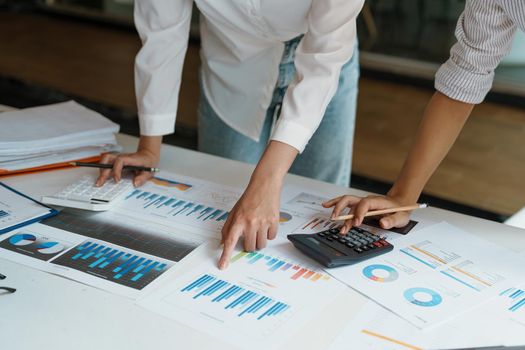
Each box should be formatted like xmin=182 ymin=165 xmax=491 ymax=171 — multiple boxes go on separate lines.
xmin=9 ymin=233 xmax=36 ymax=246
xmin=36 ymin=241 xmax=65 ymax=255
xmin=363 ymin=264 xmax=399 ymax=283
xmin=279 ymin=211 xmax=293 ymax=223
xmin=404 ymin=287 xmax=443 ymax=307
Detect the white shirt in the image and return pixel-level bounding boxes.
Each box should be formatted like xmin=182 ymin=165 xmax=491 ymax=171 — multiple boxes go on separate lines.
xmin=134 ymin=0 xmax=363 ymax=152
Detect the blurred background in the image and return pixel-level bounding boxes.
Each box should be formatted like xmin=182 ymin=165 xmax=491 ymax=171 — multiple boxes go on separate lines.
xmin=1 ymin=0 xmax=524 ymax=222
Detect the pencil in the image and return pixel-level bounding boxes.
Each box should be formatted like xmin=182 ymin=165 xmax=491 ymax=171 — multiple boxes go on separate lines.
xmin=69 ymin=162 xmax=159 ymax=173
xmin=331 ymin=203 xmax=427 ymax=221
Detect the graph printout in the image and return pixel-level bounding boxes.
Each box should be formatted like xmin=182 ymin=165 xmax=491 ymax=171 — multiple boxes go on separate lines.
xmin=114 ymin=172 xmax=242 ymax=236
xmin=327 ymin=222 xmax=525 ymax=329
xmin=137 ymin=243 xmax=346 ymax=349
xmin=0 ymin=221 xmax=201 ymax=298
xmin=52 ymin=239 xmax=173 ymax=290
xmin=43 ymin=209 xmax=203 ymax=262
xmin=0 ymin=225 xmax=75 ymax=262
xmin=329 ymin=285 xmax=525 ymax=350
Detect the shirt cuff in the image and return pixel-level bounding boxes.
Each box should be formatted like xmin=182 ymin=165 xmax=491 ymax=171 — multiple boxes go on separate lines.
xmin=138 ymin=112 xmax=176 ymax=136
xmin=434 ymin=59 xmax=494 ymax=104
xmin=270 ymin=119 xmax=313 ymax=153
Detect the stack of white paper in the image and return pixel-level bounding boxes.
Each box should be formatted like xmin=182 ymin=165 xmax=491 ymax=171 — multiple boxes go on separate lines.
xmin=0 ymin=101 xmax=121 ymax=172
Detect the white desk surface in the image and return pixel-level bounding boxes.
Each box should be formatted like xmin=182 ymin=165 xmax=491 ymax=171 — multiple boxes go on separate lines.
xmin=2 ymin=133 xmax=525 ymax=350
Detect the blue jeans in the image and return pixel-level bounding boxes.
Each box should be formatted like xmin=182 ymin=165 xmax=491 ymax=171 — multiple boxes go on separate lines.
xmin=198 ymin=37 xmax=359 ymax=186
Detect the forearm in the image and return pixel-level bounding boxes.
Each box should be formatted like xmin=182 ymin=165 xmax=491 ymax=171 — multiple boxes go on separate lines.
xmin=388 ymin=91 xmax=474 ymax=203
xmin=249 ymin=141 xmax=299 ymax=187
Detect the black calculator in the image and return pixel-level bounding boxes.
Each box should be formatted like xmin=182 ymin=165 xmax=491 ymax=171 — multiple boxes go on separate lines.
xmin=287 ymin=226 xmax=394 ymax=268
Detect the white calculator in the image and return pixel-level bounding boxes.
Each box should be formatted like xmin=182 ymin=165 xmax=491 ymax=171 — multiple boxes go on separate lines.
xmin=42 ymin=175 xmax=134 ymax=211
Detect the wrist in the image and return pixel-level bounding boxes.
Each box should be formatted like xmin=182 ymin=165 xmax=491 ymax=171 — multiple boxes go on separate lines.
xmin=387 ymin=186 xmax=420 ymax=205
xmin=249 ymin=168 xmax=284 ymax=189
xmin=249 ymin=141 xmax=297 ymax=187
xmin=137 ymin=135 xmax=162 ymax=162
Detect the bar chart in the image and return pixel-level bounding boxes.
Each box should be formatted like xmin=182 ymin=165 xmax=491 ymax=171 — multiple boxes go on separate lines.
xmin=180 ymin=274 xmax=290 ymax=320
xmin=230 ymin=250 xmax=330 ymax=282
xmin=138 ymin=245 xmax=346 ymax=347
xmin=119 ymin=186 xmax=230 ymax=234
xmin=52 ymin=240 xmax=172 ymax=290
xmin=500 ymin=287 xmax=525 ymax=312
xmin=297 ymin=217 xmax=337 ymax=233
xmin=126 ymin=189 xmax=228 ymax=221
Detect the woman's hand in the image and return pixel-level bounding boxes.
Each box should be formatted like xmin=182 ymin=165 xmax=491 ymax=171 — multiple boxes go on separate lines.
xmin=95 ymin=135 xmax=162 ymax=187
xmin=323 ymin=194 xmax=411 ymax=233
xmin=218 ymin=178 xmax=281 ymax=270
xmin=218 ymin=141 xmax=298 ymax=270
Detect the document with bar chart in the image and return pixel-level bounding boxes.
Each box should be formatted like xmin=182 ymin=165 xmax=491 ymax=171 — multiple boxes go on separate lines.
xmin=0 ymin=213 xmax=205 ymax=298
xmin=50 ymin=237 xmax=174 ymax=296
xmin=327 ymin=222 xmax=525 ymax=329
xmin=43 ymin=208 xmax=204 ymax=263
xmin=113 ymin=172 xmax=241 ymax=237
xmin=138 ymin=243 xmax=346 ymax=348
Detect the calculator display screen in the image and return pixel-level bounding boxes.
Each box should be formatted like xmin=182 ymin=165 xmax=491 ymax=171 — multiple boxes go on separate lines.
xmin=306 ymin=237 xmax=345 ymax=257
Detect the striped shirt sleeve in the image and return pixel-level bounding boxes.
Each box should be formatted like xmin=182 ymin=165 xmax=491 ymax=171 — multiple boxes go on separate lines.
xmin=435 ymin=0 xmax=518 ymax=104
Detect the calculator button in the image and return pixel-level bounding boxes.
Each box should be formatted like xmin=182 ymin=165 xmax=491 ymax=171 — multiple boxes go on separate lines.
xmin=325 ymin=236 xmax=334 ymax=241
xmin=329 ymin=228 xmax=339 ymax=234
xmin=331 ymin=234 xmax=339 ymax=240
xmin=367 ymin=244 xmax=376 ymax=249
xmin=338 ymin=238 xmax=346 ymax=244
xmin=373 ymin=242 xmax=382 ymax=247
xmin=354 ymin=248 xmax=363 ymax=254
xmin=317 ymin=232 xmax=326 ymax=237
xmin=345 ymin=242 xmax=355 ymax=248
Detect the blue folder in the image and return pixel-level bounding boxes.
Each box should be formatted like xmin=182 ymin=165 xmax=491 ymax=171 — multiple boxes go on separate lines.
xmin=0 ymin=182 xmax=59 ymax=235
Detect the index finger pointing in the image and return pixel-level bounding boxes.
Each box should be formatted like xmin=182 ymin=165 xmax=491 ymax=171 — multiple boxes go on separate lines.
xmin=218 ymin=225 xmax=242 ymax=270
